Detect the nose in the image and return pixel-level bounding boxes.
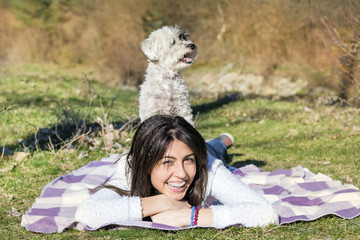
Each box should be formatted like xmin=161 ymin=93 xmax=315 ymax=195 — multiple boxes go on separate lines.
xmin=174 ymin=162 xmax=187 ymax=179
xmin=187 ymin=43 xmax=196 ymax=50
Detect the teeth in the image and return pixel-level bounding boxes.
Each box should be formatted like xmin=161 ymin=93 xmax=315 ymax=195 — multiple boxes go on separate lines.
xmin=168 ymin=182 xmax=186 ymax=188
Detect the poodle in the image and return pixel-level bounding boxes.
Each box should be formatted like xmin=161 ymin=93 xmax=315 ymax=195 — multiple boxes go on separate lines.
xmin=139 ymin=25 xmax=197 ymax=126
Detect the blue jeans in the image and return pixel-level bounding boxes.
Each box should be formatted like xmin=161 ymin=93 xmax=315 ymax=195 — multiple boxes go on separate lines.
xmin=206 ymin=139 xmax=236 ymax=171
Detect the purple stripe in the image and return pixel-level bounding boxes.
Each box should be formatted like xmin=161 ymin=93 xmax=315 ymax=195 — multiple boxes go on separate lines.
xmin=83 ymin=175 xmax=109 ymax=185
xmin=26 ymin=217 xmax=57 ymax=233
xmin=28 ymin=206 xmax=77 ymax=218
xmin=61 ymin=175 xmax=86 ymax=183
xmin=150 ymin=222 xmax=181 ymax=230
xmin=334 ymin=189 xmax=359 ymax=194
xmin=263 ymin=185 xmax=288 ymax=195
xmin=232 ymin=169 xmax=246 ymax=177
xmin=59 ymin=174 xmax=109 ymax=185
xmin=28 ymin=207 xmax=60 ymax=216
xmin=269 ymin=169 xmax=293 ymax=176
xmin=335 ymin=207 xmax=360 ymax=218
xmin=298 ymin=181 xmax=328 ymax=191
xmin=279 ymin=215 xmax=309 ymax=225
xmin=282 ymin=196 xmax=324 ymax=206
xmin=42 ymin=188 xmax=66 ymax=197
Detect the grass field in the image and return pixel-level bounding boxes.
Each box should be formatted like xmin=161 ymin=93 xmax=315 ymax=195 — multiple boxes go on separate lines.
xmin=1 ymin=65 xmax=359 ymax=239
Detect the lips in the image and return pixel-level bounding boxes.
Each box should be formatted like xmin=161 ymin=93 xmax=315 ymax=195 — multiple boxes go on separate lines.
xmin=180 ymin=57 xmax=194 ymax=63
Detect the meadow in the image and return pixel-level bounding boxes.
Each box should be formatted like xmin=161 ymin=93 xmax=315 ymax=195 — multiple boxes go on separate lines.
xmin=1 ymin=0 xmax=360 ymax=239
xmin=0 ymin=65 xmax=359 ymax=239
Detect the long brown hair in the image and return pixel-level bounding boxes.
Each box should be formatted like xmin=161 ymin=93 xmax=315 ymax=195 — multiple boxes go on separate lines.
xmin=100 ymin=115 xmax=208 ymax=206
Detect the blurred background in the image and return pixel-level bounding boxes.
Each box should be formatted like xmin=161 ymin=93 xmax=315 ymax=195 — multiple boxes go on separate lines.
xmin=0 ymin=0 xmax=359 ymax=101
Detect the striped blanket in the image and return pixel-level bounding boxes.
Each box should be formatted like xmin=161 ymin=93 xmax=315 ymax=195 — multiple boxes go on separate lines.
xmin=21 ymin=154 xmax=360 ymax=233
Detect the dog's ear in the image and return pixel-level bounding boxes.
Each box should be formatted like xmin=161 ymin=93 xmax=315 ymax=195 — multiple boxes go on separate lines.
xmin=141 ymin=38 xmax=160 ymax=62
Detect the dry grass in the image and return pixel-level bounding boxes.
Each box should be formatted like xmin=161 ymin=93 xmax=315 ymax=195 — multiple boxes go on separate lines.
xmin=318 ymin=1 xmax=360 ymax=100
xmin=0 ymin=0 xmax=359 ymax=93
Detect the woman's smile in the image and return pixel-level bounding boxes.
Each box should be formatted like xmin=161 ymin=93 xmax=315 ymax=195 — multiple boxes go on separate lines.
xmin=167 ymin=181 xmax=187 ymax=191
xmin=150 ymin=139 xmax=197 ymax=200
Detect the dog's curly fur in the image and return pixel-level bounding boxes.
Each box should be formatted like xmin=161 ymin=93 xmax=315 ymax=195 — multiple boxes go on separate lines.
xmin=139 ymin=25 xmax=197 ymax=126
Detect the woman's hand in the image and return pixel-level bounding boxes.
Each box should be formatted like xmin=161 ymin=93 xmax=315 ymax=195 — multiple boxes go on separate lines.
xmin=151 ymin=209 xmax=191 ymax=227
xmin=160 ymin=194 xmax=191 ymax=210
xmin=141 ymin=194 xmax=190 ymax=218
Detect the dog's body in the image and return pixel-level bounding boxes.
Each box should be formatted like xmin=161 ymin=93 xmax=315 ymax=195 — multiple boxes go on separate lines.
xmin=139 ymin=26 xmax=197 ymax=126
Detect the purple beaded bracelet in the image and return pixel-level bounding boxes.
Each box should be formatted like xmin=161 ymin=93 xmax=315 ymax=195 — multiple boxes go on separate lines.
xmin=193 ymin=206 xmax=200 ymax=226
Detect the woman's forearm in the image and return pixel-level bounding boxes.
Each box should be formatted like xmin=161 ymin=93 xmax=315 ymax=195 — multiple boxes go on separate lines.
xmin=141 ymin=195 xmax=167 ymax=218
xmin=150 ymin=207 xmax=214 ymax=227
xmin=75 ymin=189 xmax=142 ymax=228
xmin=141 ymin=194 xmax=191 ymax=218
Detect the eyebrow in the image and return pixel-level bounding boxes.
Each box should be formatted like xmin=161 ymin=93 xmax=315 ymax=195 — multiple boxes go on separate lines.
xmin=162 ymin=153 xmax=195 ymax=160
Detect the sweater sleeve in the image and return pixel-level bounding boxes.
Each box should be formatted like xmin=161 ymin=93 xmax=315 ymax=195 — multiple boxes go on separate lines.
xmin=75 ymin=188 xmax=143 ymax=229
xmin=208 ymin=160 xmax=279 ymax=228
xmin=75 ymin=155 xmax=143 ymax=229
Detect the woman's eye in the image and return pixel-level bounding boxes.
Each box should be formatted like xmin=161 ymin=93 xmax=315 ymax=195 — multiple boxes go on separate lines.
xmin=185 ymin=158 xmax=195 ymax=163
xmin=162 ymin=160 xmax=172 ymax=165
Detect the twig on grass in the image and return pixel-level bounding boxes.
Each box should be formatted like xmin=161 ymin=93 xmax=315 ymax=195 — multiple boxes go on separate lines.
xmin=83 ymin=73 xmax=97 ymax=127
xmin=0 ymin=104 xmax=17 ymax=115
xmin=118 ymin=116 xmax=140 ymax=133
xmin=0 ymin=144 xmax=6 ymax=161
xmin=47 ymin=136 xmax=56 ymax=155
xmin=331 ymin=108 xmax=360 ymax=116
xmin=194 ymin=111 xmax=200 ymax=125
xmin=58 ymin=128 xmax=92 ymax=152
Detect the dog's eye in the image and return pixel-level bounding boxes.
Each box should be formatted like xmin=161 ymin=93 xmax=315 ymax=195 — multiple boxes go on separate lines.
xmin=178 ymin=30 xmax=189 ymax=41
xmin=171 ymin=39 xmax=176 ymax=45
xmin=179 ymin=31 xmax=190 ymax=41
xmin=179 ymin=35 xmax=187 ymax=41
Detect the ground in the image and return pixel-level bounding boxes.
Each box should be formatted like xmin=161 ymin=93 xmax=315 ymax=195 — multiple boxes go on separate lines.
xmin=0 ymin=65 xmax=359 ymax=239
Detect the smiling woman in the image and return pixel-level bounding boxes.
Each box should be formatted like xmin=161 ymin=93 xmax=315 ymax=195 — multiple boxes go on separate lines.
xmin=74 ymin=115 xmax=279 ymax=228
xmin=150 ymin=139 xmax=197 ymax=201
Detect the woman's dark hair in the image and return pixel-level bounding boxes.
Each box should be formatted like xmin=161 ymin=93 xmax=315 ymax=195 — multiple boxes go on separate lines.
xmin=101 ymin=115 xmax=208 ymax=206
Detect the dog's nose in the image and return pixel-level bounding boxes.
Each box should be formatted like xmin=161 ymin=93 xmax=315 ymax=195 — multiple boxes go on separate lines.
xmin=187 ymin=44 xmax=196 ymax=50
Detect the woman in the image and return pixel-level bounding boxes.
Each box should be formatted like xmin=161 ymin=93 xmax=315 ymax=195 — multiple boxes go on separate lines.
xmin=75 ymin=115 xmax=278 ymax=228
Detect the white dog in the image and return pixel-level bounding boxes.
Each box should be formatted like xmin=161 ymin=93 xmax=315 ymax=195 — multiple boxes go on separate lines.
xmin=139 ymin=25 xmax=197 ymax=126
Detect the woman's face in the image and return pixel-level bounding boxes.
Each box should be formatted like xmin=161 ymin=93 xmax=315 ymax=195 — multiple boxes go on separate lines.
xmin=150 ymin=139 xmax=197 ymax=201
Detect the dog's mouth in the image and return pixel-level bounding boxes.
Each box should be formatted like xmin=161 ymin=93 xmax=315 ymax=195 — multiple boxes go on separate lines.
xmin=179 ymin=51 xmax=197 ymax=64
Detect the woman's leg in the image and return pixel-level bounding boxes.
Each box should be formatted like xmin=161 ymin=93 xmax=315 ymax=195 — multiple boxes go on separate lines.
xmin=206 ymin=138 xmax=227 ymax=162
xmin=206 ymin=134 xmax=236 ymax=171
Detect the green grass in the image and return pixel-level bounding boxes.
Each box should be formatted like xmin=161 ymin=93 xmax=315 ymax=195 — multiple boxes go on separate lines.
xmin=1 ymin=65 xmax=360 ymax=239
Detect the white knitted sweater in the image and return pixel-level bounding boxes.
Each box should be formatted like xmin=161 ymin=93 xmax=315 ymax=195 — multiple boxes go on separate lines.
xmin=75 ymin=155 xmax=279 ymax=229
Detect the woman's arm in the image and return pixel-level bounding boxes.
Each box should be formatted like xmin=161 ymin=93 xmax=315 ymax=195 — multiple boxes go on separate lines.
xmin=208 ymin=160 xmax=279 ymax=228
xmin=75 ymin=188 xmax=190 ymax=229
xmin=75 ymin=188 xmax=142 ymax=229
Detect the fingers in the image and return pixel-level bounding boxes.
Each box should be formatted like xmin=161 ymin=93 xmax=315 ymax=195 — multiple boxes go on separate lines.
xmin=160 ymin=194 xmax=191 ymax=210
